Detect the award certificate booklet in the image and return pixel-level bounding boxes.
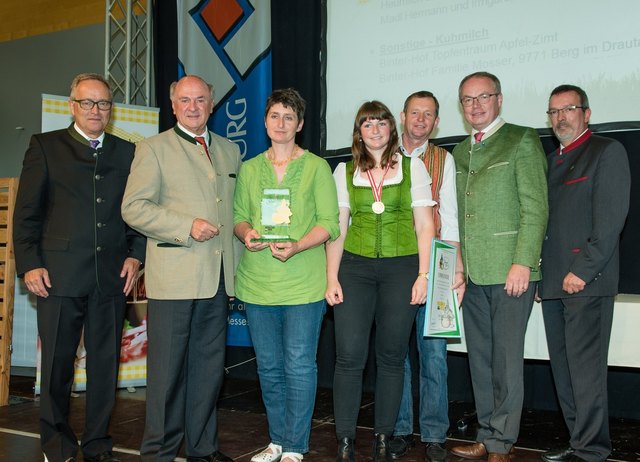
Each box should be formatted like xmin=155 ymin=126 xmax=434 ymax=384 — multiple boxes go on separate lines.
xmin=423 ymin=239 xmax=461 ymax=338
xmin=257 ymin=188 xmax=293 ymax=241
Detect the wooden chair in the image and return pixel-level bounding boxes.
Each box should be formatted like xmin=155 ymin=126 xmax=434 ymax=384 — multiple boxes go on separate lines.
xmin=0 ymin=178 xmax=18 ymax=406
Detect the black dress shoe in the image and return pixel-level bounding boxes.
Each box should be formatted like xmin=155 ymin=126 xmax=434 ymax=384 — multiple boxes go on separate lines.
xmin=541 ymin=447 xmax=574 ymax=462
xmin=388 ymin=434 xmax=415 ymax=459
xmin=425 ymin=442 xmax=448 ymax=462
xmin=83 ymin=451 xmax=121 ymax=462
xmin=187 ymin=451 xmax=234 ymax=462
xmin=336 ymin=436 xmax=355 ymax=462
xmin=374 ymin=434 xmax=394 ymax=462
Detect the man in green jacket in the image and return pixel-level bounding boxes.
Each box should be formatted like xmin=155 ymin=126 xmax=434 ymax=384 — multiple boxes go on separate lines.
xmin=449 ymin=72 xmax=548 ymax=462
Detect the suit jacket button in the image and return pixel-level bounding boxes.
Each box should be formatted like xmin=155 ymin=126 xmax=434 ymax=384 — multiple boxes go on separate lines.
xmin=96 ymin=197 xmax=103 ymax=203
xmin=96 ymin=246 xmax=102 ymax=252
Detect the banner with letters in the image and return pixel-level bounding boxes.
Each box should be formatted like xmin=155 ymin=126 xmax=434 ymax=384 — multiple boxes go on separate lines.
xmin=177 ymin=0 xmax=272 ymax=347
xmin=177 ymin=0 xmax=271 ymax=162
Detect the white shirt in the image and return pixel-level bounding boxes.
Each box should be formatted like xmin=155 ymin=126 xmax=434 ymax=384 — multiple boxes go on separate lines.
xmin=471 ymin=117 xmax=505 ymax=144
xmin=401 ymin=141 xmax=460 ymax=242
xmin=74 ymin=123 xmax=105 ymax=147
xmin=333 ymin=155 xmax=436 ymax=209
xmin=177 ymin=122 xmax=209 ymax=143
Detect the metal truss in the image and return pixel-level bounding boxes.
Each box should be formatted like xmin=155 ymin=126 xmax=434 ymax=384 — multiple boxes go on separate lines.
xmin=105 ymin=0 xmax=152 ymax=106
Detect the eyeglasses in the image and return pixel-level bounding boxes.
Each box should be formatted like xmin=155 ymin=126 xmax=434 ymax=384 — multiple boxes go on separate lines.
xmin=460 ymin=93 xmax=499 ymax=107
xmin=72 ymin=99 xmax=113 ymax=111
xmin=546 ymin=105 xmax=585 ymax=118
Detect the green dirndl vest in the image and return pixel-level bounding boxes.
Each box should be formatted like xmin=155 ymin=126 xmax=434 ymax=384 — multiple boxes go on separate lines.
xmin=344 ymin=157 xmax=418 ymax=258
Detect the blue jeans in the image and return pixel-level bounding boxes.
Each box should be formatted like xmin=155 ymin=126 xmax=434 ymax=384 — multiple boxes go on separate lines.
xmin=245 ymin=300 xmax=326 ymax=454
xmin=394 ymin=305 xmax=449 ymax=443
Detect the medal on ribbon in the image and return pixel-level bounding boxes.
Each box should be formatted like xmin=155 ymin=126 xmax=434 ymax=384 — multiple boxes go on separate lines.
xmin=366 ymin=163 xmax=391 ymax=215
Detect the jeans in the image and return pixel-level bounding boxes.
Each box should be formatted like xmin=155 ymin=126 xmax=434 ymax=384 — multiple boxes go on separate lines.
xmin=245 ymin=300 xmax=327 ymax=454
xmin=394 ymin=304 xmax=449 ymax=443
xmin=333 ymin=252 xmax=419 ymax=439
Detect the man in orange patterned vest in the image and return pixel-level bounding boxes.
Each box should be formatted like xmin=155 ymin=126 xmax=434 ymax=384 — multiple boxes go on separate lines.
xmin=388 ymin=91 xmax=465 ymax=462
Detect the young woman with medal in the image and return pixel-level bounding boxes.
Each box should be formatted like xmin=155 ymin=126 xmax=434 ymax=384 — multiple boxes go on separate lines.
xmin=234 ymin=88 xmax=340 ymax=462
xmin=325 ymin=101 xmax=436 ymax=462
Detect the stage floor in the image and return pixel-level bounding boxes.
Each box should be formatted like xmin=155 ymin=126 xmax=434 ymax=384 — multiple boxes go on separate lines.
xmin=1 ymin=375 xmax=638 ymax=461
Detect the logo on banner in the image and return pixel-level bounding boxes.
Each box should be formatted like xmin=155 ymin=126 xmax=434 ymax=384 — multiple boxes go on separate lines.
xmin=178 ymin=0 xmax=271 ymax=160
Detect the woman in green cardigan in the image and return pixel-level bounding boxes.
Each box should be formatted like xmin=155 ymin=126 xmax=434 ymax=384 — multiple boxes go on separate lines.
xmin=234 ymin=88 xmax=340 ymax=462
xmin=326 ymin=101 xmax=436 ymax=462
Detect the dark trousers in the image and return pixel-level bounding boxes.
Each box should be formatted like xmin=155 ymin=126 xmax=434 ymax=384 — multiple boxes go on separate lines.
xmin=141 ymin=275 xmax=228 ymax=462
xmin=462 ymin=280 xmax=535 ymax=454
xmin=38 ymin=289 xmax=125 ymax=462
xmin=542 ymin=296 xmax=614 ymax=462
xmin=333 ymin=252 xmax=419 ymax=439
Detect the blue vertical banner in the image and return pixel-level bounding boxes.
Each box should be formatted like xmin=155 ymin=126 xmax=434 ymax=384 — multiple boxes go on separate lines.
xmin=177 ymin=0 xmax=271 ymax=161
xmin=177 ymin=0 xmax=272 ymax=347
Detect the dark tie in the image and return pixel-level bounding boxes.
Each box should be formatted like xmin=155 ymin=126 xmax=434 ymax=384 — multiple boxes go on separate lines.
xmin=474 ymin=132 xmax=485 ymax=143
xmin=194 ymin=136 xmax=212 ymax=163
xmin=89 ymin=139 xmax=100 ymax=149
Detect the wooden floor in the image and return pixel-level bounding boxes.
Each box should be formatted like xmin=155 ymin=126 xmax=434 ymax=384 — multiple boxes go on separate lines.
xmin=1 ymin=375 xmax=638 ymax=461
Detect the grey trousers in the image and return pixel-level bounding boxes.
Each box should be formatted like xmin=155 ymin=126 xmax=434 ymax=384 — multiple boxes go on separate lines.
xmin=542 ymin=296 xmax=614 ymax=462
xmin=462 ymin=280 xmax=535 ymax=454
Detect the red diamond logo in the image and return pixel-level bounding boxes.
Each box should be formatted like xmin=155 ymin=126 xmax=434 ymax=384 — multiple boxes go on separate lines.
xmin=201 ymin=0 xmax=244 ymax=42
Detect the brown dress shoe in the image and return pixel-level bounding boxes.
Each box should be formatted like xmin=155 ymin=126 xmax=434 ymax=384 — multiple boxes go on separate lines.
xmin=488 ymin=453 xmax=510 ymax=462
xmin=450 ymin=442 xmax=487 ymax=460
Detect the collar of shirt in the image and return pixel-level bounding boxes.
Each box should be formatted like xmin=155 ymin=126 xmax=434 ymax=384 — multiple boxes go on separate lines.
xmin=74 ymin=123 xmax=105 ymax=145
xmin=400 ymin=138 xmax=429 ymax=158
xmin=559 ymin=128 xmax=591 ymax=155
xmin=177 ymin=122 xmax=209 ymax=145
xmin=471 ymin=117 xmax=504 ymax=144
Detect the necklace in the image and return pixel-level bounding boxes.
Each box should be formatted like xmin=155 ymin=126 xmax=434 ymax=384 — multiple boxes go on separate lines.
xmin=268 ymin=145 xmax=298 ymax=167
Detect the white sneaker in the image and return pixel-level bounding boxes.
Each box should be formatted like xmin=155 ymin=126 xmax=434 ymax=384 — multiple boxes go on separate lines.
xmin=251 ymin=443 xmax=283 ymax=462
xmin=281 ymin=452 xmax=303 ymax=462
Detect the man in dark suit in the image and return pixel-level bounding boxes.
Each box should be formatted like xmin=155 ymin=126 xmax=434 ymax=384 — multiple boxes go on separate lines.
xmin=539 ymin=85 xmax=631 ymax=462
xmin=122 ymin=75 xmax=241 ymax=462
xmin=13 ymin=73 xmax=145 ymax=462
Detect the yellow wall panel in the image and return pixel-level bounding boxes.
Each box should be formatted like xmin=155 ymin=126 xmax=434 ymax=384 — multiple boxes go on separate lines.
xmin=0 ymin=0 xmax=106 ymax=42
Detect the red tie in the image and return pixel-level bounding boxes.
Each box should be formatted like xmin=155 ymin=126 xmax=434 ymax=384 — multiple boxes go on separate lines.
xmin=474 ymin=131 xmax=485 ymax=143
xmin=194 ymin=136 xmax=212 ymax=163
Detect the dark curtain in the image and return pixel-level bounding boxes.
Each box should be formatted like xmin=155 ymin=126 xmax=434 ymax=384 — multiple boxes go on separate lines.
xmin=271 ymin=0 xmax=326 ymax=156
xmin=153 ymin=0 xmax=179 ymax=131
